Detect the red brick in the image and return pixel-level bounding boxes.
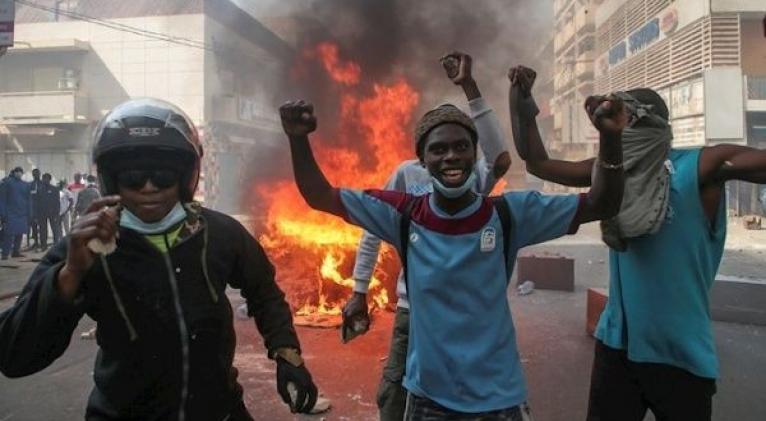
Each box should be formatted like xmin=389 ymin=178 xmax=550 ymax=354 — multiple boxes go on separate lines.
xmin=516 ymin=254 xmax=575 ymax=291
xmin=586 ymin=288 xmax=609 ymax=337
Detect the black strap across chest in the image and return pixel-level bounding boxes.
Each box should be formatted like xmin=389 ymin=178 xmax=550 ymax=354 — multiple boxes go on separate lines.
xmin=398 ymin=196 xmax=514 ymax=295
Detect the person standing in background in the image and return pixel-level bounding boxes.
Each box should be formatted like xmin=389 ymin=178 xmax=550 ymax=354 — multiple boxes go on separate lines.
xmin=67 ymin=172 xmax=85 ymax=193
xmin=38 ymin=173 xmax=62 ymax=249
xmin=58 ymin=180 xmax=74 ymax=236
xmin=1 ymin=168 xmax=31 ymax=259
xmin=28 ymin=168 xmax=44 ymax=251
xmin=67 ymin=172 xmax=86 ymax=226
xmin=74 ymin=175 xmax=101 ymax=219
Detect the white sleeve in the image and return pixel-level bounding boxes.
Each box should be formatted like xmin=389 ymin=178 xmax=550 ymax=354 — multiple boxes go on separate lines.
xmin=469 ymin=97 xmax=508 ymax=195
xmin=350 ymin=165 xmax=406 ymax=292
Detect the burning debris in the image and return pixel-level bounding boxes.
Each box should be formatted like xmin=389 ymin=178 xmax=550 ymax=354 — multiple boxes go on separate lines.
xmin=256 ymin=42 xmax=419 ymax=322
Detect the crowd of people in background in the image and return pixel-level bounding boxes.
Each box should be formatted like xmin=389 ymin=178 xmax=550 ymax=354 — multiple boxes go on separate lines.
xmin=0 ymin=169 xmax=100 ymax=260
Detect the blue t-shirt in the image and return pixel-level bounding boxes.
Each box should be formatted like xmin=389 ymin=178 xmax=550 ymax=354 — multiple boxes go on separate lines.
xmin=337 ymin=188 xmax=580 ymax=412
xmin=595 ymin=148 xmax=727 ymax=379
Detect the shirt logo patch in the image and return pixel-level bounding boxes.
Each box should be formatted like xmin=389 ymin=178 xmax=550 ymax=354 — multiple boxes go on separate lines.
xmin=410 ymin=233 xmax=419 ymax=243
xmin=480 ymin=227 xmax=496 ymax=252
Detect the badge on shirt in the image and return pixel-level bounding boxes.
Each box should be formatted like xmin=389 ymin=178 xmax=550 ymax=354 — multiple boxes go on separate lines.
xmin=480 ymin=227 xmax=496 ymax=252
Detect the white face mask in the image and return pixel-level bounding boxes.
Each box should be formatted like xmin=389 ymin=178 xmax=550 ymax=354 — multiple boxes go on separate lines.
xmin=120 ymin=202 xmax=187 ymax=234
xmin=431 ymin=170 xmax=477 ymax=199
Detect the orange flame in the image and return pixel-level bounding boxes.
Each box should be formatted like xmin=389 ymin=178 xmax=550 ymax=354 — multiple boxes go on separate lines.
xmin=256 ymin=43 xmax=419 ymax=317
xmin=308 ymin=42 xmax=362 ymax=86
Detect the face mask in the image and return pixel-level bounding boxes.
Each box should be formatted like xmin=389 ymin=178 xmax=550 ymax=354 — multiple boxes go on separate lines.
xmin=120 ymin=202 xmax=187 ymax=234
xmin=431 ymin=170 xmax=477 ymax=199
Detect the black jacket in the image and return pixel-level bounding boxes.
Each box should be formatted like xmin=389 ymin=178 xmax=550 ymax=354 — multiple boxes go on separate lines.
xmin=40 ymin=182 xmax=61 ymax=216
xmin=0 ymin=206 xmax=300 ymax=420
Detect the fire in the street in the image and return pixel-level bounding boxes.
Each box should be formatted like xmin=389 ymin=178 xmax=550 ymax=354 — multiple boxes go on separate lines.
xmin=311 ymin=42 xmax=361 ymax=86
xmin=257 ymin=42 xmax=419 ymax=317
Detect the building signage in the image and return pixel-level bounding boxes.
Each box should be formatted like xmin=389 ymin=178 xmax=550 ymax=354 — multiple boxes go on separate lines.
xmin=0 ymin=0 xmax=14 ymax=47
xmin=628 ymin=18 xmax=660 ymax=55
xmin=660 ymin=8 xmax=679 ymax=35
xmin=602 ymin=6 xmax=683 ymax=70
xmin=608 ymin=42 xmax=626 ymax=66
xmin=608 ymin=17 xmax=662 ymax=68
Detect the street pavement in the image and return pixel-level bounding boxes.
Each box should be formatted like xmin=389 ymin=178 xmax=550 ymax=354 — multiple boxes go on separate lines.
xmin=1 ymin=220 xmax=765 ymax=420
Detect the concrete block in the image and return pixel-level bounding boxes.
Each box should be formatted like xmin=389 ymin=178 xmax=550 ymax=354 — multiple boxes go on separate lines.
xmin=516 ymin=254 xmax=575 ymax=291
xmin=711 ymin=276 xmax=766 ymax=326
xmin=586 ymin=288 xmax=608 ymax=337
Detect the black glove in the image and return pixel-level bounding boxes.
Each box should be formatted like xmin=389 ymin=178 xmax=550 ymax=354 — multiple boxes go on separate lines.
xmin=341 ymin=292 xmax=370 ymax=343
xmin=276 ymin=358 xmax=318 ymax=413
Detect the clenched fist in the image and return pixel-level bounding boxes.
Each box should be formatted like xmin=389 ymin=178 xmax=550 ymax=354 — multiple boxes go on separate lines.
xmin=440 ymin=51 xmax=474 ymax=86
xmin=280 ymin=100 xmax=317 ymax=137
xmin=508 ymin=65 xmax=537 ymax=98
xmin=585 ymin=94 xmax=629 ymax=136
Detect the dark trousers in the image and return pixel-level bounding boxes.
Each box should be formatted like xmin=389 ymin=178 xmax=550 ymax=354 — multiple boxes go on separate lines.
xmin=377 ymin=307 xmax=409 ymax=421
xmin=60 ymin=211 xmax=71 ymax=235
xmin=230 ymin=399 xmax=254 ymax=421
xmin=30 ymin=216 xmax=42 ymax=247
xmin=40 ymin=213 xmax=61 ymax=248
xmin=587 ymin=341 xmax=716 ymax=421
xmin=404 ymin=394 xmax=525 ymax=421
xmin=1 ymin=233 xmax=23 ymax=257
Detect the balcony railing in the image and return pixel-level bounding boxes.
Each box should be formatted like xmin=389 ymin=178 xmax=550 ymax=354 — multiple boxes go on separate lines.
xmin=0 ymin=91 xmax=89 ymax=124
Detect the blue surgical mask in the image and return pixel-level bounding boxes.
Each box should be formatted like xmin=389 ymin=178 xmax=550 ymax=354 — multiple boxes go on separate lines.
xmin=120 ymin=202 xmax=187 ymax=234
xmin=431 ymin=170 xmax=477 ymax=199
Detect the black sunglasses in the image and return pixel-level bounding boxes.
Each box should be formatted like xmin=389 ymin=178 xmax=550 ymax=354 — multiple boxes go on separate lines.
xmin=116 ymin=169 xmax=180 ymax=190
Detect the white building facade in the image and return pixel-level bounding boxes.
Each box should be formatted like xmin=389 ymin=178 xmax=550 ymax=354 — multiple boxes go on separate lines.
xmin=554 ymin=0 xmax=765 ymax=212
xmin=0 ymin=0 xmax=292 ymax=213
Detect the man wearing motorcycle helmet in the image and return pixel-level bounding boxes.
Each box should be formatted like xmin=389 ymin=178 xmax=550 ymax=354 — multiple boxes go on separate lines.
xmin=0 ymin=98 xmax=318 ymax=420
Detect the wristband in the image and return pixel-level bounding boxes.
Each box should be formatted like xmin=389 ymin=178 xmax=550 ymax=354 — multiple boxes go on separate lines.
xmin=274 ymin=347 xmax=304 ymax=367
xmin=598 ymin=160 xmax=624 ymax=170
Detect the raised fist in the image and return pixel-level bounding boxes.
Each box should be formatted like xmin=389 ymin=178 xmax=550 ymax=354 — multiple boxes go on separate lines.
xmin=280 ymin=100 xmax=317 ymax=137
xmin=584 ymin=94 xmax=629 ymax=136
xmin=440 ymin=52 xmax=473 ymax=85
xmin=508 ymin=65 xmax=537 ymax=98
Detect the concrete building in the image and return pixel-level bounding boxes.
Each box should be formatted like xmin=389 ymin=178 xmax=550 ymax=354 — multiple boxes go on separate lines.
xmin=551 ymin=0 xmax=598 ymax=164
xmin=593 ymin=0 xmax=765 ymax=214
xmin=0 ymin=0 xmax=294 ymax=213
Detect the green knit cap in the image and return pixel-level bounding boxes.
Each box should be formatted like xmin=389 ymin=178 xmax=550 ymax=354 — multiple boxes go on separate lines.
xmin=414 ymin=104 xmax=477 ymax=158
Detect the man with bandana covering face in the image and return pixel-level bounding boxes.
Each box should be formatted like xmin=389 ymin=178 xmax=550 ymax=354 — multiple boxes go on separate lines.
xmin=0 ymin=99 xmax=319 ymax=420
xmin=280 ymin=71 xmax=624 ymax=418
xmin=509 ymin=65 xmax=766 ymax=421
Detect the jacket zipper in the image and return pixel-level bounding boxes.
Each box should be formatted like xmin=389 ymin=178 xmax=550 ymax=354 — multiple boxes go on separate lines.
xmin=126 ymin=214 xmax=207 ymax=421
xmin=163 ymin=253 xmax=190 ymax=421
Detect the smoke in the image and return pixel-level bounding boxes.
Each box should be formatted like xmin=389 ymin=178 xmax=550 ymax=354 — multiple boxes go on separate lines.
xmin=241 ymin=0 xmax=553 ymax=113
xmin=233 ymin=0 xmax=554 ymax=211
